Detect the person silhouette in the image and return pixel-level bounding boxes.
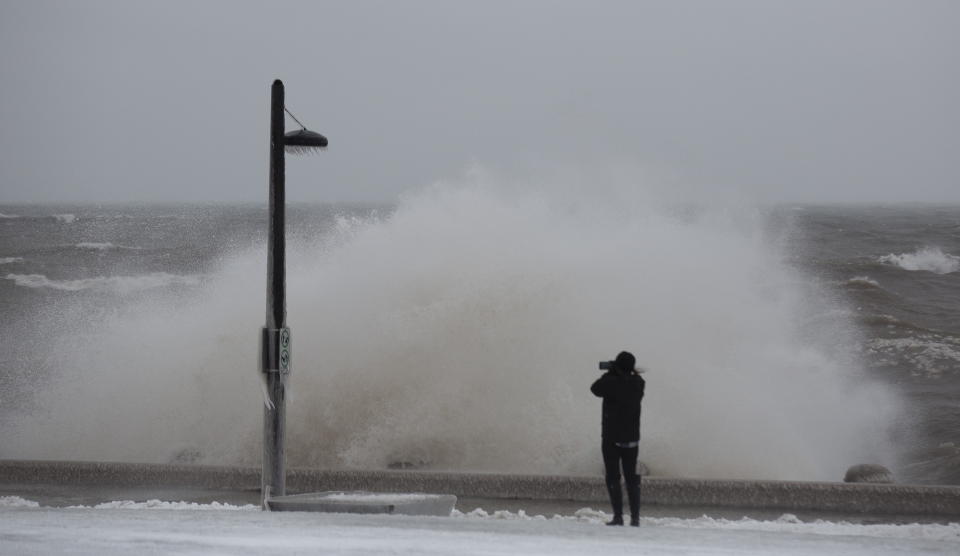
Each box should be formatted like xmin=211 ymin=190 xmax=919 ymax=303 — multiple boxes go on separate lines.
xmin=590 ymin=351 xmax=645 ymax=526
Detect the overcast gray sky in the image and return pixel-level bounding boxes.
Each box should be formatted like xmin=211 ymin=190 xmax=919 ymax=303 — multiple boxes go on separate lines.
xmin=0 ymin=0 xmax=957 ymax=203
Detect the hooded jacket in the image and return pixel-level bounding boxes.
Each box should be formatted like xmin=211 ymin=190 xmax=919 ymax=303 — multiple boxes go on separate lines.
xmin=591 ymin=371 xmax=645 ymax=444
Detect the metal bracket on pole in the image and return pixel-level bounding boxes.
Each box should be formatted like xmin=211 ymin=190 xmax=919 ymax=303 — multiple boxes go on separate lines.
xmin=261 ymin=327 xmax=291 ymax=374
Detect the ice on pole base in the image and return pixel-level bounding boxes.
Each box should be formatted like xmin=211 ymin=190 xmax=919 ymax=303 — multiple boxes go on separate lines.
xmin=265 ymin=491 xmax=457 ymax=516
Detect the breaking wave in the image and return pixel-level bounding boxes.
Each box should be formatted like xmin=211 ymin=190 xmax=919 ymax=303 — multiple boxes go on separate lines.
xmin=4 ymin=272 xmax=200 ymax=293
xmin=52 ymin=214 xmax=77 ymax=223
xmin=0 ymin=213 xmax=20 ymax=219
xmin=879 ymin=247 xmax=960 ymax=274
xmin=0 ymin=172 xmax=903 ymax=481
xmin=0 ymin=257 xmax=23 ymax=265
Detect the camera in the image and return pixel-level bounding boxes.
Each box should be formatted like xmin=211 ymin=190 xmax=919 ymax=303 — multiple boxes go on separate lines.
xmin=599 ymin=361 xmax=615 ymax=371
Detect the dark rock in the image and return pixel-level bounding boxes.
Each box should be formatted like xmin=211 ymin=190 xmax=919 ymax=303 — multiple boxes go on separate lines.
xmin=170 ymin=447 xmax=202 ymax=464
xmin=844 ymin=464 xmax=894 ymax=484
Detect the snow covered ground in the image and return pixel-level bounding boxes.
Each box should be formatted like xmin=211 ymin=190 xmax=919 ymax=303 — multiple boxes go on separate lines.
xmin=2 ymin=496 xmax=959 ymax=555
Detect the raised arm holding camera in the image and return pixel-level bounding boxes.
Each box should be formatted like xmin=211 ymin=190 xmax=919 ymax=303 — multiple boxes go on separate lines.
xmin=591 ymin=351 xmax=645 ymax=527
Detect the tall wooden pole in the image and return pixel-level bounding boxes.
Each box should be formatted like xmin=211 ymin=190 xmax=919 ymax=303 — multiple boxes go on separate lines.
xmin=262 ymin=79 xmax=290 ymax=506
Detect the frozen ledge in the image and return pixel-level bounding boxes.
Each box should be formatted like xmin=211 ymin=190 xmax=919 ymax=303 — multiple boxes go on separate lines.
xmin=2 ymin=460 xmax=958 ymax=516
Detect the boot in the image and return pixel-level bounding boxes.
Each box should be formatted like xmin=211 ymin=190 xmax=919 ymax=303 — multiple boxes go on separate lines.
xmin=626 ymin=479 xmax=640 ymax=527
xmin=606 ymin=515 xmax=624 ymax=526
xmin=605 ymin=478 xmax=623 ymax=526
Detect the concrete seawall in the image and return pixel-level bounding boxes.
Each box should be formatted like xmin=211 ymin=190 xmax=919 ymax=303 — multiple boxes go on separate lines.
xmin=2 ymin=460 xmax=959 ymax=517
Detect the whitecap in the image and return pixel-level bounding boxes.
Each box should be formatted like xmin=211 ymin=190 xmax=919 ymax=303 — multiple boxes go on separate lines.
xmin=4 ymin=272 xmax=201 ymax=294
xmin=0 ymin=257 xmax=23 ymax=265
xmin=76 ymin=242 xmax=116 ymax=250
xmin=74 ymin=242 xmax=140 ymax=251
xmin=846 ymin=276 xmax=880 ymax=288
xmin=52 ymin=214 xmax=77 ymax=223
xmin=879 ymin=247 xmax=960 ymax=274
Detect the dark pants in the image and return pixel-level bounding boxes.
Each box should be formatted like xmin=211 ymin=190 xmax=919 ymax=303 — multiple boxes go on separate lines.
xmin=602 ymin=441 xmax=640 ymax=520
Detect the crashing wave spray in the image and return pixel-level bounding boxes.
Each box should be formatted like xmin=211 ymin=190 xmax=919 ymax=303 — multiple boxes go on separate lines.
xmin=1 ymin=172 xmax=902 ymax=480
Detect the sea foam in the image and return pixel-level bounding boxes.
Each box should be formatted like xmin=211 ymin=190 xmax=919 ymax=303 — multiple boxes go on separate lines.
xmin=4 ymin=272 xmax=199 ymax=293
xmin=868 ymin=336 xmax=960 ymax=378
xmin=880 ymin=247 xmax=960 ymax=274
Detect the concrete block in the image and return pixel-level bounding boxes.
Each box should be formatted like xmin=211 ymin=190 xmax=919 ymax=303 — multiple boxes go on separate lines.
xmin=266 ymin=490 xmax=457 ymax=516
